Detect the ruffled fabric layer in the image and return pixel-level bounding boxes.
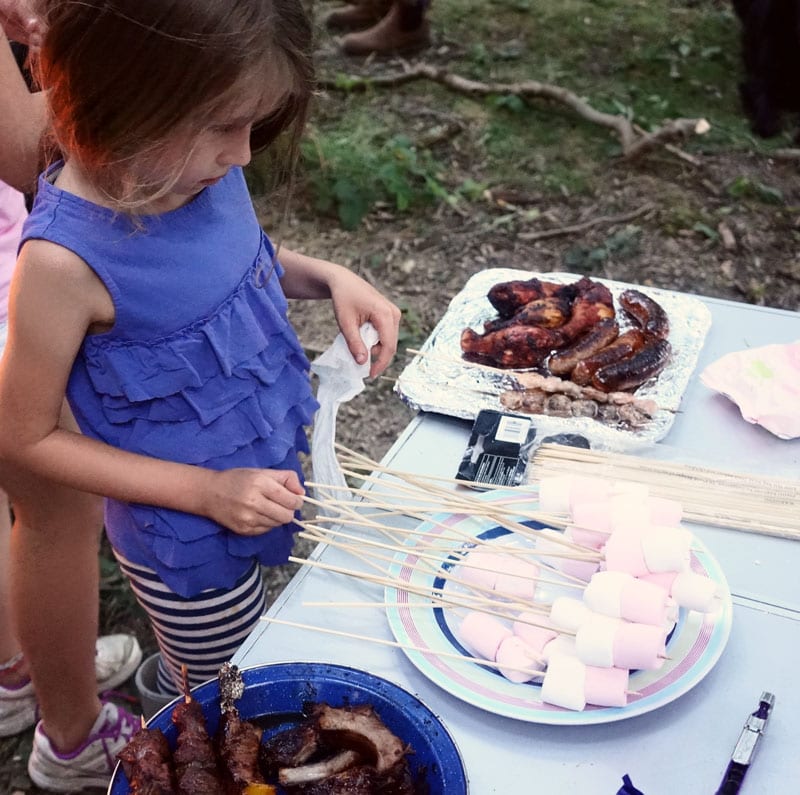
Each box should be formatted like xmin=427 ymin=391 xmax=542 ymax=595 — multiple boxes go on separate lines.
xmin=83 ymin=258 xmax=319 ymax=597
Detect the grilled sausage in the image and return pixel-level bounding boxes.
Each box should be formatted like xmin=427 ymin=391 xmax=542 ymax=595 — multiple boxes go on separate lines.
xmin=592 ymin=337 xmax=672 ymax=392
xmin=570 ymin=328 xmax=647 ymax=385
xmin=619 ymin=289 xmax=670 ymax=339
xmin=547 ymin=318 xmax=619 ymax=375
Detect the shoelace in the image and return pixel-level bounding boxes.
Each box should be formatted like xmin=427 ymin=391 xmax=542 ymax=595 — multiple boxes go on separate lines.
xmin=96 ymin=702 xmax=141 ymax=772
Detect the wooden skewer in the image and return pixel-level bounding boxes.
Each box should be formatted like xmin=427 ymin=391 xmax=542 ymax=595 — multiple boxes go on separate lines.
xmin=259 ymin=616 xmax=547 ymax=672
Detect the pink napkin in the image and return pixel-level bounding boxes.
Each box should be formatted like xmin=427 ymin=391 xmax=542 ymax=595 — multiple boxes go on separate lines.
xmin=700 ymin=341 xmax=800 ymax=439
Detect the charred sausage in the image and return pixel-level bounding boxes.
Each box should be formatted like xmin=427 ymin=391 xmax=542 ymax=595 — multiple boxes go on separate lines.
xmin=570 ymin=328 xmax=647 ymax=385
xmin=619 ymin=289 xmax=670 ymax=339
xmin=547 ymin=318 xmax=619 ymax=375
xmin=592 ymin=337 xmax=672 ymax=392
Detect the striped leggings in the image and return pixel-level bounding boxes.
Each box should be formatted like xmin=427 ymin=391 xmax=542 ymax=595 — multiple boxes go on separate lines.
xmin=115 ymin=554 xmax=266 ymax=695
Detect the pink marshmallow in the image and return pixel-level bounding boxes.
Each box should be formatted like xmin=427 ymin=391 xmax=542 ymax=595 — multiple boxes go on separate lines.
xmin=512 ymin=613 xmax=559 ymax=654
xmin=611 ymin=621 xmax=667 ymax=670
xmin=495 ymin=636 xmax=544 ymax=683
xmin=648 ymin=496 xmax=683 ymax=526
xmin=570 ymin=502 xmax=613 ymax=535
xmin=458 ymin=611 xmax=512 ymax=660
xmin=583 ymin=665 xmax=629 ymax=708
xmin=639 ymin=571 xmax=679 ymax=594
xmin=494 ymin=557 xmax=540 ymax=600
xmin=619 ymin=578 xmax=675 ymax=626
xmin=458 ymin=550 xmax=505 ymax=591
xmin=603 ymin=526 xmax=649 ymax=576
xmin=565 ymin=523 xmax=609 ymax=550
xmin=568 ymin=476 xmax=613 ymax=513
xmin=559 ymin=555 xmax=602 ymax=582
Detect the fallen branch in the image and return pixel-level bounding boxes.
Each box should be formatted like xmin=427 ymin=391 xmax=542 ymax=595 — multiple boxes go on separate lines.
xmin=318 ymin=65 xmax=709 ymax=158
xmin=517 ymin=202 xmax=655 ymax=241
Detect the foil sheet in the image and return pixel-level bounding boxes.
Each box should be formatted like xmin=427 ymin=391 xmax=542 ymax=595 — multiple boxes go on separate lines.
xmin=395 ymin=269 xmax=712 ymax=450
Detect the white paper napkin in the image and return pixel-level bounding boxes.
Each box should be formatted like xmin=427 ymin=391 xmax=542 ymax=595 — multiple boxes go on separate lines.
xmin=310 ymin=322 xmax=379 ymax=511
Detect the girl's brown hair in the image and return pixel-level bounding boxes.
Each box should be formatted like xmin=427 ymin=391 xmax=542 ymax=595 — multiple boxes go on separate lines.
xmin=36 ymin=0 xmax=314 ymax=207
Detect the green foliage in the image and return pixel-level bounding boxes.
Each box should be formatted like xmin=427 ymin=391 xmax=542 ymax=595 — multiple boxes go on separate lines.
xmin=245 ymin=0 xmax=793 ymax=228
xmin=563 ymin=225 xmax=643 ymax=272
xmin=301 ymin=132 xmax=450 ymax=229
xmin=726 ymin=176 xmax=785 ymax=205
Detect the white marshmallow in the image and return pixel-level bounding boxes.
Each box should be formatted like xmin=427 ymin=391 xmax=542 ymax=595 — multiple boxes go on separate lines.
xmin=541 ymin=652 xmax=587 ymax=711
xmin=575 ymin=615 xmax=620 ymax=668
xmin=640 ymin=526 xmax=692 ymax=573
xmin=538 ymin=476 xmax=573 ymax=514
xmin=671 ymin=570 xmax=719 ymax=612
xmin=583 ymin=571 xmax=629 ymax=618
xmin=549 ymin=597 xmax=591 ymax=631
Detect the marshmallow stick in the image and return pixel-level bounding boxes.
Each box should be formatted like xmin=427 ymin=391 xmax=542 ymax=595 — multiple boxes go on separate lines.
xmin=583 ymin=571 xmax=677 ymax=627
xmin=292 ymin=534 xmax=577 ymax=627
xmin=541 ymin=653 xmax=633 ymax=710
xmin=261 ymin=617 xmax=545 ymax=679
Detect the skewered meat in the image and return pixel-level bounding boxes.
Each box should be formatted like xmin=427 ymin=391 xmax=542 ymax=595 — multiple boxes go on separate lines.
xmin=511 ymin=371 xmax=658 ymax=415
xmin=483 ymin=296 xmax=572 ymax=332
xmin=570 ymin=328 xmax=647 ymax=385
xmin=216 ymin=663 xmax=270 ymax=793
xmin=592 ymin=337 xmax=672 ymax=392
xmin=500 ymin=389 xmax=652 ymax=428
xmin=171 ymin=697 xmax=225 ymax=795
xmin=461 ymin=324 xmax=557 ymax=368
xmin=487 ymin=277 xmax=580 ymax=318
xmin=619 ymin=289 xmax=670 ymax=339
xmin=117 ymin=727 xmax=176 ymax=795
xmin=547 ymin=318 xmax=619 ymax=375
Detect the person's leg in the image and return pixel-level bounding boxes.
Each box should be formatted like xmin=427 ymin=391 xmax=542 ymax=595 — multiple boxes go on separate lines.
xmin=325 ymin=0 xmax=391 ymax=31
xmin=0 ymin=488 xmax=20 ymax=664
xmin=341 ymin=0 xmax=430 ymax=55
xmin=116 ymin=555 xmax=266 ymax=692
xmin=7 ymin=468 xmax=105 ymax=750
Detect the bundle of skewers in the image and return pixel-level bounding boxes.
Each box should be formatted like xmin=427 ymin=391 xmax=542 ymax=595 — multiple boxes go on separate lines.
xmin=273 ymin=444 xmax=731 ymax=713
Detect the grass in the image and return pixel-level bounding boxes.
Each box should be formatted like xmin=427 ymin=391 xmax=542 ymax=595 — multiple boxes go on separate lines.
xmin=260 ymin=0 xmax=797 ymax=228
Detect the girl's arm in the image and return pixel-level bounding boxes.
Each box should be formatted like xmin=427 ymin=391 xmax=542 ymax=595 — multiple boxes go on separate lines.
xmin=278 ymin=247 xmax=401 ymax=377
xmin=0 ymin=30 xmax=46 ymax=192
xmin=0 ymin=240 xmax=303 ymax=533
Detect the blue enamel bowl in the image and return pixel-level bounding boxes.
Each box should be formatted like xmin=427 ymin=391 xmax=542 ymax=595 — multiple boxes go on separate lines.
xmin=108 ymin=661 xmax=468 ymax=794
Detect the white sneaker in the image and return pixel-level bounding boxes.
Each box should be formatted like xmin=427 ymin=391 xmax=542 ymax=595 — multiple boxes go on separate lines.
xmin=0 ymin=634 xmax=142 ymax=738
xmin=0 ymin=678 xmax=36 ymax=738
xmin=94 ymin=634 xmax=143 ymax=692
xmin=27 ymin=699 xmax=140 ymax=791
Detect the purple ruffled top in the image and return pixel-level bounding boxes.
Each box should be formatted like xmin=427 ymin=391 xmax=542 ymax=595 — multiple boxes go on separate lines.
xmin=22 ymin=166 xmax=319 ymax=597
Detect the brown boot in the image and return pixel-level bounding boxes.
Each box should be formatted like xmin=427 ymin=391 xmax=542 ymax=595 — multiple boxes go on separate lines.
xmin=325 ymin=1 xmax=389 ymax=31
xmin=341 ymin=1 xmax=431 ymax=55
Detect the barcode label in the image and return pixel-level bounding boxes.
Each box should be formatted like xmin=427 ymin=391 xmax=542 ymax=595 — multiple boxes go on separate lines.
xmin=496 ymin=415 xmax=531 ymax=445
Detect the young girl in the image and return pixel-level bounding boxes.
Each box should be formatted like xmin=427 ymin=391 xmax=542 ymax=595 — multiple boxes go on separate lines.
xmin=0 ymin=0 xmax=400 ymax=787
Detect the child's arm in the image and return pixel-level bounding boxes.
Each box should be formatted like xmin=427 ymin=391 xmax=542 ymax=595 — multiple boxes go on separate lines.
xmin=278 ymin=248 xmax=401 ymax=378
xmin=0 ymin=240 xmax=304 ymax=534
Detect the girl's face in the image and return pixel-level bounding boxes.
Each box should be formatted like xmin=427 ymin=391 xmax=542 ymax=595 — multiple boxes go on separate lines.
xmin=147 ymin=73 xmax=288 ymax=211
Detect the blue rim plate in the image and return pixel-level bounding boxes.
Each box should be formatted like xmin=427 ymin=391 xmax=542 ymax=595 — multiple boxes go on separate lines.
xmin=385 ymin=490 xmax=733 ymax=725
xmin=108 ymin=661 xmax=468 ymax=794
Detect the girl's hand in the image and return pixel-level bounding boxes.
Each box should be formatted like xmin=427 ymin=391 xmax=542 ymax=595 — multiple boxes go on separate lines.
xmin=202 ymin=468 xmax=305 ymax=536
xmin=329 ymin=271 xmax=401 ymax=378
